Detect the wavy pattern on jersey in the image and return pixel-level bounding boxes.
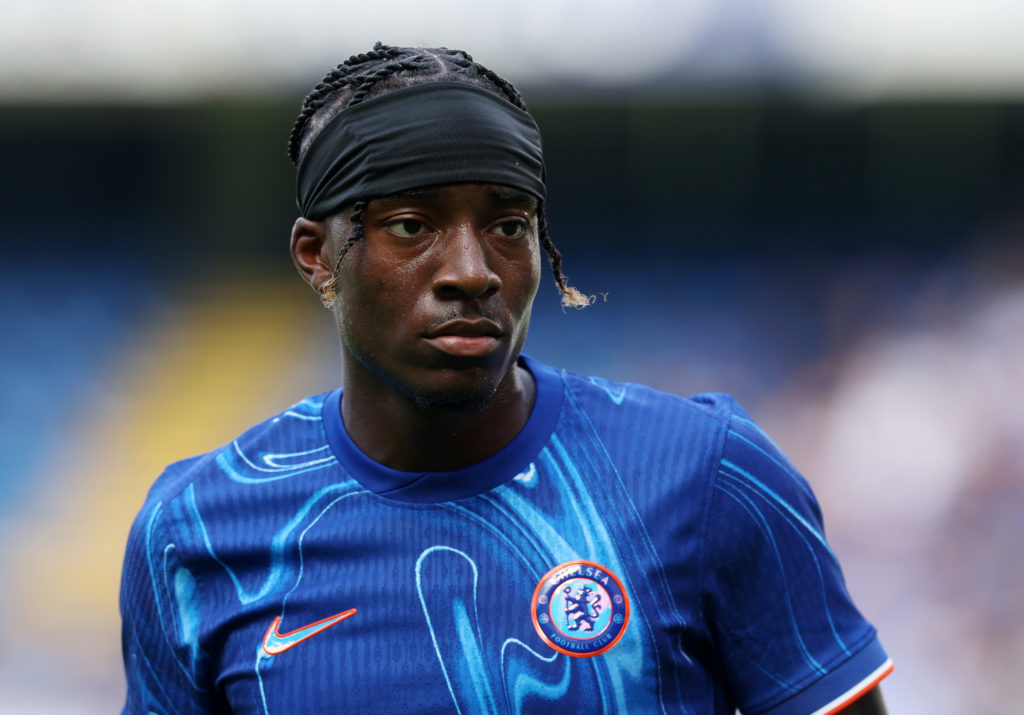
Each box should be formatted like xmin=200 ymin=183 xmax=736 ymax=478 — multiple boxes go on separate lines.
xmin=414 ymin=422 xmax=679 ymax=715
xmin=186 ymin=479 xmax=369 ymax=715
xmin=567 ymin=384 xmax=698 ymax=650
xmin=179 ymin=399 xmax=364 ymax=607
xmin=184 ymin=479 xmax=365 ymax=606
xmin=722 ymin=420 xmax=851 ymax=667
xmin=416 ymin=546 xmax=500 ymax=713
xmin=500 ymin=638 xmax=568 ymax=711
xmin=563 ymin=383 xmax=698 ymax=711
xmin=182 ymin=479 xmax=370 ymax=712
xmin=218 ymin=442 xmax=335 ymax=481
xmin=281 ymin=396 xmax=329 ymax=421
xmin=174 ymin=400 xmax=372 ymax=715
xmin=587 ymin=376 xmax=627 ymax=404
xmin=714 ymin=446 xmax=853 ymax=690
xmin=147 ymin=384 xmax=691 ymax=713
xmin=215 ymin=397 xmax=337 ymax=485
xmin=142 ymin=502 xmax=206 ymax=693
xmin=184 ymin=485 xmax=369 ymax=712
xmin=417 ymin=544 xmax=622 ymax=713
xmin=540 ymin=434 xmax=672 ymax=714
xmin=414 ymin=526 xmax=595 ymax=713
xmin=728 ymin=417 xmax=816 ymax=501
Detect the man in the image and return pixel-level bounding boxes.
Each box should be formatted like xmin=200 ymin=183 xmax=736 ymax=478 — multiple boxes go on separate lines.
xmin=121 ymin=43 xmax=892 ymax=713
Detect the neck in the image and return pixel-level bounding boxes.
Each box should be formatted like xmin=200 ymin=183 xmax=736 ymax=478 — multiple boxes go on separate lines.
xmin=339 ymin=359 xmax=536 ymax=472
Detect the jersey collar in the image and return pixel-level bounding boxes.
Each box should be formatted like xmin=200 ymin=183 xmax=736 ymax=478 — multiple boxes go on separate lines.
xmin=321 ymin=355 xmax=563 ymax=503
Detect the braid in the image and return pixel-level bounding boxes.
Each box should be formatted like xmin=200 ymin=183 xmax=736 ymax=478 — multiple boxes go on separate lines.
xmin=287 ymin=43 xmax=408 ymax=164
xmin=444 ymin=50 xmax=529 ymax=111
xmin=346 ymin=56 xmax=434 ymax=107
xmin=318 ymin=200 xmax=367 ymax=308
xmin=474 ymin=65 xmax=529 ymax=111
xmin=537 ymin=202 xmax=589 ymax=308
xmin=344 ymin=42 xmax=401 ymax=68
xmin=293 ymin=43 xmax=589 ymax=309
xmin=288 ymin=72 xmax=356 ymax=164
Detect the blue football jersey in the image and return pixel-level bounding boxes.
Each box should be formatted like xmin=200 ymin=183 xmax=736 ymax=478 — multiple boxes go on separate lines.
xmin=121 ymin=356 xmax=891 ymax=714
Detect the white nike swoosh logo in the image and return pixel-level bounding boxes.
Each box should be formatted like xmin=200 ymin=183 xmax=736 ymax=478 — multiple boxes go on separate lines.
xmin=261 ymin=608 xmax=358 ymax=655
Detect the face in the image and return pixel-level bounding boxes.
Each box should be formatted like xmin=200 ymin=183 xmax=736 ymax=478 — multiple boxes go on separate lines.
xmin=323 ymin=183 xmax=542 ymax=411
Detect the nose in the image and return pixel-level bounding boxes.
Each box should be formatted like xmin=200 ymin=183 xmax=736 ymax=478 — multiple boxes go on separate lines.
xmin=432 ymin=224 xmax=501 ymax=299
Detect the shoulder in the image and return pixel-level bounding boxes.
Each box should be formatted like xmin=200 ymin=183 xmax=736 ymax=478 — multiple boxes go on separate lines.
xmin=133 ymin=391 xmax=335 ymax=520
xmin=531 ymin=360 xmax=760 ymax=493
xmin=555 ymin=363 xmax=738 ymax=420
xmin=553 ymin=363 xmax=744 ymax=447
xmin=546 ymin=365 xmax=814 ymax=533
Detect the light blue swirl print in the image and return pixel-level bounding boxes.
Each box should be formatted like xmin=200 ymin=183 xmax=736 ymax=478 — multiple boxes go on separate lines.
xmin=417 ymin=546 xmax=573 ymax=714
xmin=216 ymin=402 xmax=337 ymax=484
xmin=416 ymin=547 xmax=498 ymax=714
xmin=414 ymin=435 xmax=669 ymax=714
xmin=717 ymin=460 xmax=849 ymax=660
xmin=217 ymin=442 xmax=337 ymax=485
xmin=184 ymin=480 xmax=364 ymax=605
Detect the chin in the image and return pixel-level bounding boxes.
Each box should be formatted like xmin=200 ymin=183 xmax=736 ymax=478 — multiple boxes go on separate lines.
xmin=408 ymin=380 xmax=498 ymax=414
xmin=404 ymin=364 xmax=507 ymax=414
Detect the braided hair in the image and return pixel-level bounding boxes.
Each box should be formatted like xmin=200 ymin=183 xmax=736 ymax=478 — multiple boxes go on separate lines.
xmin=289 ymin=42 xmax=588 ymax=309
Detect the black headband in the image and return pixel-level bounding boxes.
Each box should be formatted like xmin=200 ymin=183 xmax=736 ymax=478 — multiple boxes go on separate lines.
xmin=296 ymin=81 xmax=546 ymax=220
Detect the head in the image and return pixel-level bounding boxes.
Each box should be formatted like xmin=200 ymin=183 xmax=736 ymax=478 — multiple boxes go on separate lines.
xmin=287 ymin=43 xmax=586 ymax=310
xmin=287 ymin=44 xmax=585 ymax=412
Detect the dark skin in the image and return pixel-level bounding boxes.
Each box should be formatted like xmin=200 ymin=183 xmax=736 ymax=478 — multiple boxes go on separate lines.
xmin=291 ymin=183 xmax=541 ymax=471
xmin=845 ymin=687 xmax=888 ymax=714
xmin=291 ymin=182 xmax=888 ymax=713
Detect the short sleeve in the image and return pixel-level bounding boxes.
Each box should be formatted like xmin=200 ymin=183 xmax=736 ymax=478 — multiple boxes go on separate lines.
xmin=121 ymin=495 xmax=214 ymax=714
xmin=700 ymin=408 xmax=892 ymax=715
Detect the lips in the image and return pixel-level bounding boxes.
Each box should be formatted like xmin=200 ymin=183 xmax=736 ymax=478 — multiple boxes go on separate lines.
xmin=423 ymin=318 xmax=504 ymax=358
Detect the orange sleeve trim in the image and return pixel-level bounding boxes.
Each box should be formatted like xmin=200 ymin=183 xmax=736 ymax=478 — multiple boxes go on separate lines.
xmin=813 ymin=658 xmax=894 ymax=715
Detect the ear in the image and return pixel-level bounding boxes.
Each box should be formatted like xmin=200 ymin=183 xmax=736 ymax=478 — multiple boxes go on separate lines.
xmin=289 ymin=217 xmax=333 ymax=291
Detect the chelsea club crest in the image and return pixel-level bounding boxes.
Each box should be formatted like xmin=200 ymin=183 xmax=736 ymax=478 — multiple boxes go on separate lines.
xmin=531 ymin=560 xmax=630 ymax=657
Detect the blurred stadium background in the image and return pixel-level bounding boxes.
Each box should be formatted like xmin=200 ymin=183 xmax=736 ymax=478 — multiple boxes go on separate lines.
xmin=2 ymin=2 xmax=1023 ymax=712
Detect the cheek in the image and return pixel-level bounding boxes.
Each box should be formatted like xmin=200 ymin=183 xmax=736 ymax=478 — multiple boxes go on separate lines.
xmin=332 ymin=273 xmax=385 ymax=348
xmin=336 ymin=259 xmax=422 ymax=344
xmin=504 ymin=251 xmax=542 ymax=342
xmin=518 ymin=248 xmax=543 ymax=309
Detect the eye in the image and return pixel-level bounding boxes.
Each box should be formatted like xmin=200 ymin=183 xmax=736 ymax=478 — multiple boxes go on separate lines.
xmin=386 ymin=219 xmax=430 ymax=237
xmin=492 ymin=220 xmax=528 ymax=239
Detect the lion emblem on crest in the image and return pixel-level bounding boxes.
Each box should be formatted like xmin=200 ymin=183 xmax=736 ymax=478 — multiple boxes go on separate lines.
xmin=562 ymin=583 xmax=603 ymax=632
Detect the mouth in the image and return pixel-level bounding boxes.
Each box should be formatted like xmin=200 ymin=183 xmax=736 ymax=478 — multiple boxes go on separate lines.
xmin=423 ymin=318 xmax=504 ymax=358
